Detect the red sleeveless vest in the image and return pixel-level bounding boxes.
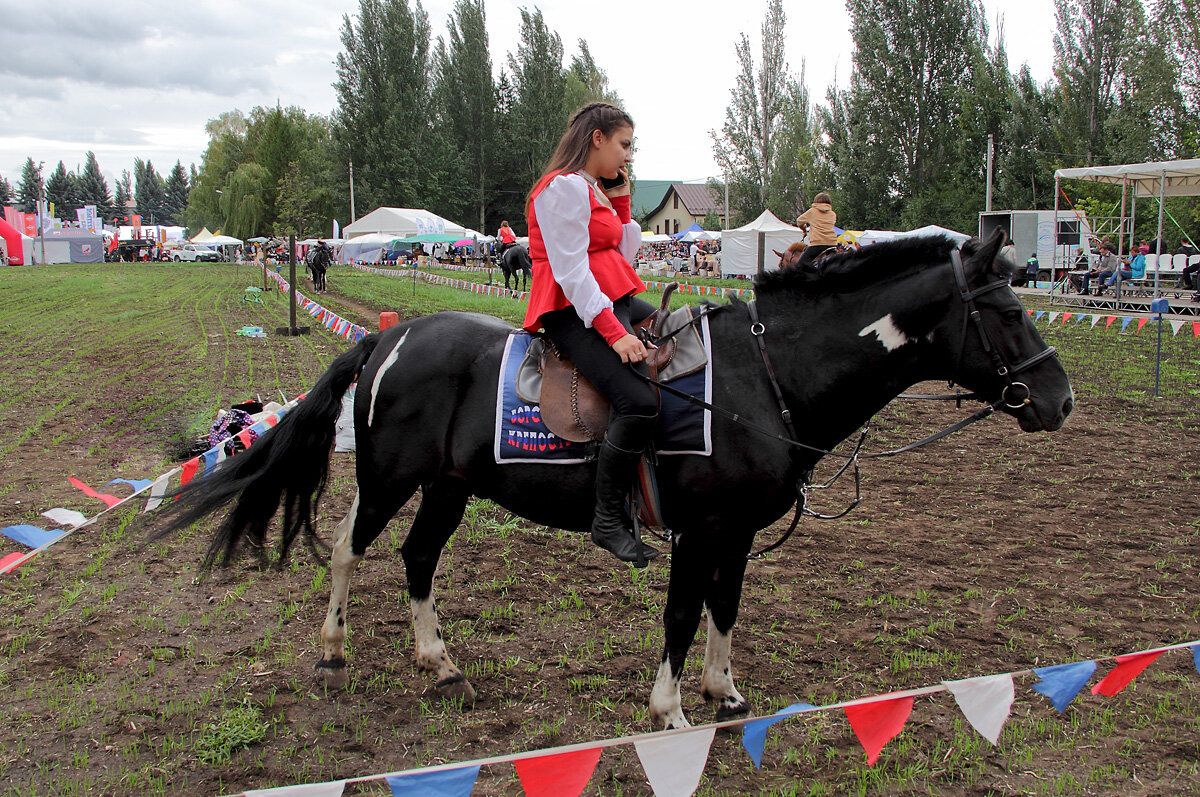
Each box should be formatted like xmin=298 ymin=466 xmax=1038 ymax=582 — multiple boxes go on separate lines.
xmin=522 ymin=171 xmax=645 ymax=332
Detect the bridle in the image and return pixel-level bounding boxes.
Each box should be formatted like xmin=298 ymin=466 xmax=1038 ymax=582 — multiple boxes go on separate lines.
xmin=948 ymin=248 xmax=1058 ymax=412
xmin=636 ymin=245 xmax=1062 ymax=558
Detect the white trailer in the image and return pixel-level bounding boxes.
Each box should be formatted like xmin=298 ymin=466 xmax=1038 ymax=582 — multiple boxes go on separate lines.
xmin=978 ymin=210 xmax=1096 ymax=282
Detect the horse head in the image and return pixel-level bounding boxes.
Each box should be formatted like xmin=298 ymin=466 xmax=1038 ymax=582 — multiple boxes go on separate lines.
xmin=774 ymin=241 xmax=807 ymax=270
xmin=755 ymin=228 xmax=1072 ymax=437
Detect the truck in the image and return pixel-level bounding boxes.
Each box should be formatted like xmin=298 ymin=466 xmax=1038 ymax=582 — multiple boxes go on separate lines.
xmin=978 ymin=210 xmax=1096 ymax=283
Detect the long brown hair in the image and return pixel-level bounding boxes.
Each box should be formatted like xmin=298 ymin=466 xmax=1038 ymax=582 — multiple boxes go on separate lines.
xmin=526 ymin=102 xmax=634 ymax=212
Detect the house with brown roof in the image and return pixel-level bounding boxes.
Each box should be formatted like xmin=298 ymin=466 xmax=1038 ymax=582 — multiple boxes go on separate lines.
xmin=643 ymin=183 xmax=725 ymax=236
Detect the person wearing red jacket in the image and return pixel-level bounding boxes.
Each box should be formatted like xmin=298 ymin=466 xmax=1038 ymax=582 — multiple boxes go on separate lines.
xmin=522 ymin=102 xmax=658 ymax=566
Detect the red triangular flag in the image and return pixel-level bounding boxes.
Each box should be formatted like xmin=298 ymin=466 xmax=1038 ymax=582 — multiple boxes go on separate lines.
xmin=179 ymin=457 xmax=200 ymax=486
xmin=513 ymin=748 xmax=602 ymax=797
xmin=1136 ymin=318 xmax=1149 ymax=333
xmin=1062 ymin=313 xmax=1073 ymax=323
xmin=1193 ymin=321 xmax=1199 ymax=339
xmin=845 ymin=696 xmax=914 ymax=766
xmin=1091 ymin=651 xmax=1163 ymax=697
xmin=67 ymin=477 xmax=121 ymax=507
xmin=1106 ymin=316 xmax=1117 ymax=328
xmin=0 ymin=551 xmax=28 ymax=571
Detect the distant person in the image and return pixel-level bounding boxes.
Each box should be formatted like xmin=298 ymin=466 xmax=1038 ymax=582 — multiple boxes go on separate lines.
xmin=795 ymin=192 xmax=837 ymax=266
xmin=1179 ymin=239 xmax=1200 ymax=292
xmin=497 ymin=220 xmax=517 ymax=258
xmin=1012 ymin=252 xmax=1038 ymax=288
xmin=688 ymin=240 xmax=701 ymax=275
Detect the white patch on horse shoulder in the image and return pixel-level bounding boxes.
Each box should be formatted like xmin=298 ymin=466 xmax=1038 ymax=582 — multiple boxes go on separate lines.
xmin=859 ymin=314 xmax=914 ymax=353
xmin=369 ymin=330 xmax=409 ymax=426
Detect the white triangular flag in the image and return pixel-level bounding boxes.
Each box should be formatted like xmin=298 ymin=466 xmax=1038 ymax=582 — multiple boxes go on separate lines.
xmin=1047 ymin=312 xmax=1059 ymax=324
xmin=143 ymin=472 xmax=173 ymax=512
xmin=635 ymin=727 xmax=716 ymax=797
xmin=42 ymin=508 xmax=88 ymax=528
xmin=243 ymin=781 xmax=345 ymax=797
xmin=1090 ymin=314 xmax=1101 ymax=327
xmin=1171 ymin=320 xmax=1186 ymax=336
xmin=943 ymin=673 xmax=1014 ymax=745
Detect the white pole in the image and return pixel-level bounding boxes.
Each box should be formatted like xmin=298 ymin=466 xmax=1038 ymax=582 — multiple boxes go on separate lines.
xmin=724 ymin=174 xmax=730 ymax=228
xmin=349 ymin=159 xmax=357 ymax=223
xmin=985 ymin=134 xmax=994 ymax=212
xmin=1154 ymin=168 xmax=1166 ymax=299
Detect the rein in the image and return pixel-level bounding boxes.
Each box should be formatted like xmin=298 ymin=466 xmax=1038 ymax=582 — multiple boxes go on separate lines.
xmin=637 ymin=249 xmax=1061 ymax=559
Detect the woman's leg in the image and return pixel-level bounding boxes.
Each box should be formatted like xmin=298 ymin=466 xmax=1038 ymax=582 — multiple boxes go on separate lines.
xmin=541 ymin=300 xmax=658 ymax=565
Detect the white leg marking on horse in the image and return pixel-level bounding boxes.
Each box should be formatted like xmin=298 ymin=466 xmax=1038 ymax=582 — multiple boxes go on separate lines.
xmin=701 ymin=615 xmax=746 ymax=711
xmin=412 ymin=596 xmax=461 ymax=680
xmin=859 ymin=314 xmax=913 ymax=353
xmin=650 ymin=658 xmax=690 ymax=730
xmin=320 ymin=492 xmax=362 ymax=667
xmin=368 ymin=330 xmax=409 ymax=426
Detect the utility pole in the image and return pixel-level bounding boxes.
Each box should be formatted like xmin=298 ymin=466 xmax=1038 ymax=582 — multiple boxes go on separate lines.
xmin=724 ymin=173 xmax=730 ymax=229
xmin=36 ymin=161 xmax=46 ymax=266
xmin=349 ymin=159 xmax=356 ymax=223
xmin=985 ymin=134 xmax=994 ymax=212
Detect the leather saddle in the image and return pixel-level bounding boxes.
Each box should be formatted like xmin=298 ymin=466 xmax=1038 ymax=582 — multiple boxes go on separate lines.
xmin=515 ymin=284 xmax=709 ymax=442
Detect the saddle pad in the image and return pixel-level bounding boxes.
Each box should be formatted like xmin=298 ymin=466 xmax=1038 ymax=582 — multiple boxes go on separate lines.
xmin=494 ymin=320 xmax=713 ymax=464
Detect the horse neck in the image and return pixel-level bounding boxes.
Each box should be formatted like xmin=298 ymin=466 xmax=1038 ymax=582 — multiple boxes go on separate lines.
xmin=752 ymin=275 xmax=951 ymax=451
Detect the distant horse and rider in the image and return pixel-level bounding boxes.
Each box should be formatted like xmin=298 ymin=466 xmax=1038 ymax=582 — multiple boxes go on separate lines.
xmin=497 ymin=244 xmax=533 ymax=291
xmin=159 ymin=228 xmax=1071 ymax=730
xmin=305 ymin=242 xmax=331 ymax=292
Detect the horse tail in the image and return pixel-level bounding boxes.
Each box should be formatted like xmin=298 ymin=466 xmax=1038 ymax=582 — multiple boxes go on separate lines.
xmin=156 ymin=333 xmax=381 ymax=567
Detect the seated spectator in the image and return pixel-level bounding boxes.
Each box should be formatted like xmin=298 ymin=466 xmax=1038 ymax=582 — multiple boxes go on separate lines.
xmin=1103 ymin=249 xmax=1146 ymax=292
xmin=1080 ymin=242 xmax=1119 ymax=295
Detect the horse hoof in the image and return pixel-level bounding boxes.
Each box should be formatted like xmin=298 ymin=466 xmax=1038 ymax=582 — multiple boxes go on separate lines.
xmin=435 ymin=672 xmax=477 ymax=707
xmin=315 ymin=657 xmax=349 ymax=689
xmin=714 ymin=698 xmax=752 ymax=722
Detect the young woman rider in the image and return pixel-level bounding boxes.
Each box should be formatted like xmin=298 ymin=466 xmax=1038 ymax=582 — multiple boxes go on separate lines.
xmin=522 ymin=102 xmax=658 ymax=566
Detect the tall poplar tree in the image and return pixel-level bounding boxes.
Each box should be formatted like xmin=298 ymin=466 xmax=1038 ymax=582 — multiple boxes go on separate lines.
xmin=506 ymin=8 xmax=567 ymax=195
xmin=434 ymin=0 xmax=496 ymax=230
xmin=1052 ymin=0 xmax=1135 ymax=165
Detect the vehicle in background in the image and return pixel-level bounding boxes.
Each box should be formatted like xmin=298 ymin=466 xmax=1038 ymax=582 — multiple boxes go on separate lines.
xmin=979 ymin=210 xmax=1096 ymax=283
xmin=173 ymin=243 xmax=219 ymax=262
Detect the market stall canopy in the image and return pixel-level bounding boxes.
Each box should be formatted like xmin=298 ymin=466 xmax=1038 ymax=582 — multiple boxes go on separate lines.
xmin=1055 ymin=158 xmax=1200 ymax=198
xmin=343 ymin=207 xmax=466 ymax=239
xmin=338 ymin=232 xmax=403 ymax=264
xmin=190 ymin=227 xmax=215 ymax=242
xmin=641 ymin=233 xmax=672 ymax=243
xmin=671 ymin=222 xmax=705 ymax=241
xmin=205 ymin=234 xmax=243 ymax=246
xmin=400 ymin=233 xmax=464 ymax=243
xmin=720 ymin=211 xmax=805 ymax=276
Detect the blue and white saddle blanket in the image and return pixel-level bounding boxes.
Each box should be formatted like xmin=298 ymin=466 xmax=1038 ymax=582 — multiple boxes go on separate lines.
xmin=494 ymin=316 xmax=713 ymax=464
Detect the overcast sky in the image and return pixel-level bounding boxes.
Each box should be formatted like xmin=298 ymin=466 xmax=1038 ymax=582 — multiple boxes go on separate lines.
xmin=1 ymin=0 xmax=1057 ymax=199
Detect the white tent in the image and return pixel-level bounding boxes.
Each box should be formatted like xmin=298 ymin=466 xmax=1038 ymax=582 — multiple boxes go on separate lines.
xmin=720 ymin=211 xmax=804 ymax=276
xmin=857 ymin=225 xmax=971 ymax=247
xmin=339 ymin=232 xmax=401 ymax=264
xmin=205 ymin=234 xmax=243 ymax=246
xmin=343 ymin=207 xmax=466 ymax=239
xmin=1055 ymin=158 xmax=1200 ymax=198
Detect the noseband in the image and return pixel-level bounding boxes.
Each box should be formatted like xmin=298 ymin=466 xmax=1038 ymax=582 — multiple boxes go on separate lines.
xmin=950 ymin=248 xmax=1058 ymax=410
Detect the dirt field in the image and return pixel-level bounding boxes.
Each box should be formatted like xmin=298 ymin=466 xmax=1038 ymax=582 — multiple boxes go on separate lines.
xmin=1 ymin=263 xmax=1198 ymax=796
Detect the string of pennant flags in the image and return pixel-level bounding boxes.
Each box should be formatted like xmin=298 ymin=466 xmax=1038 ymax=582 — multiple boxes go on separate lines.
xmin=265 ymin=270 xmax=370 ymax=343
xmin=0 ymin=396 xmax=305 ymax=574
xmin=231 ymin=639 xmax=1200 ymax=797
xmin=1030 ymin=308 xmax=1200 ymax=338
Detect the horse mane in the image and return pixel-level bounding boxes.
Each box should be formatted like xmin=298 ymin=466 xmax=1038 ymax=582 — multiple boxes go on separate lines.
xmin=753 ymin=235 xmax=1009 ymax=296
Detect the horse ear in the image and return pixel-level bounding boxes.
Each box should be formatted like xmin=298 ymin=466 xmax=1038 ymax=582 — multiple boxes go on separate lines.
xmin=965 ymin=227 xmax=1007 ymax=273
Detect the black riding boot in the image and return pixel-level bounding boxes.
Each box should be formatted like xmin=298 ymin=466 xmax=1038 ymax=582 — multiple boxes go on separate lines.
xmin=591 ymin=414 xmax=659 ymax=566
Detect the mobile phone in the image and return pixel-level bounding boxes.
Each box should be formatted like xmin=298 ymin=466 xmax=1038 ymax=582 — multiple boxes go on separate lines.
xmin=600 ymin=173 xmax=626 ymax=190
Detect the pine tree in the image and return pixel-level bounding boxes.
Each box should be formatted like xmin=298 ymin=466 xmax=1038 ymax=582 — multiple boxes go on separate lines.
xmin=134 ymin=159 xmax=168 ymax=223
xmin=563 ymin=40 xmax=622 ymax=111
xmin=76 ymin=152 xmax=112 ymax=217
xmin=164 ymin=161 xmax=190 ymax=225
xmin=45 ymin=161 xmax=80 ymax=220
xmin=0 ymin=175 xmax=13 ymax=205
xmin=17 ymin=158 xmax=43 ymax=214
xmin=114 ymin=170 xmax=133 ymax=223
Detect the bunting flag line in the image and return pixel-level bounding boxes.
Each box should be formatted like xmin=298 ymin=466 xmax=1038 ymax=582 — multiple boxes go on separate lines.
xmin=102 ymin=478 xmax=154 ymax=493
xmin=265 ymin=269 xmax=369 ymax=343
xmin=223 ymin=639 xmax=1200 ymax=797
xmin=0 ymin=396 xmax=302 ymax=575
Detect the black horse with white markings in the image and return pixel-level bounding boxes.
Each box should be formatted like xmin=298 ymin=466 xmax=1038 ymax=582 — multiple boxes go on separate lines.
xmin=160 ymin=230 xmax=1071 ymax=729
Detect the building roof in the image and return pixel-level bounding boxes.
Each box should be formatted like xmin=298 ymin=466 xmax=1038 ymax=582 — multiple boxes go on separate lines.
xmin=644 ymin=183 xmax=724 ymax=219
xmin=631 ymin=180 xmax=675 ymax=218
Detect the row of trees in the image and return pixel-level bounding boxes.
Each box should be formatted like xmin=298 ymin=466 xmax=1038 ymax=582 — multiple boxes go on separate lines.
xmin=714 ymin=0 xmax=1200 ymax=238
xmin=4 ymin=154 xmax=191 ymax=226
xmin=184 ymin=0 xmax=619 ymax=241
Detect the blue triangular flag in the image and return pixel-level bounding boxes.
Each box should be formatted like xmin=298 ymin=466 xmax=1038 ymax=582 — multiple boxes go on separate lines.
xmin=102 ymin=478 xmax=153 ymax=493
xmin=1121 ymin=317 xmax=1134 ymax=331
xmin=1032 ymin=660 xmax=1097 ymax=712
xmin=1035 ymin=311 xmax=1046 ymax=322
xmin=1 ymin=524 xmax=65 ymax=548
xmin=742 ymin=702 xmax=817 ymax=768
xmin=386 ymin=765 xmax=480 ymax=796
xmin=1192 ymin=645 xmax=1200 ymax=675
